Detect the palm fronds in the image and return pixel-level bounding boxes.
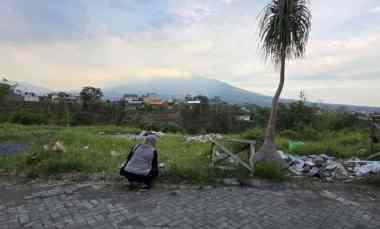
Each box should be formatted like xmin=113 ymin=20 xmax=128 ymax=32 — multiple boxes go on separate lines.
xmin=258 ymin=0 xmax=311 ymax=65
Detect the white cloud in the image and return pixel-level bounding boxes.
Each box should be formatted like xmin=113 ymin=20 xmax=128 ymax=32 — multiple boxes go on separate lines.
xmin=1 ymin=0 xmax=380 ymax=106
xmin=370 ymin=6 xmax=380 ymax=13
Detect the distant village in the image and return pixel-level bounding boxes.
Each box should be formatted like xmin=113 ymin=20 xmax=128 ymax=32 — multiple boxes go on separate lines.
xmin=0 ymin=78 xmax=253 ymax=123
xmin=2 ymin=77 xmax=380 ymax=136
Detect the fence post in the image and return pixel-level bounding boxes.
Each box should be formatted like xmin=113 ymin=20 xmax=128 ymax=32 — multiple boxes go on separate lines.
xmin=249 ymin=141 xmax=256 ymax=172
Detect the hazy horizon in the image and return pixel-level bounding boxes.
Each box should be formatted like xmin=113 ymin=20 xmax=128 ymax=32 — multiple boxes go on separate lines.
xmin=1 ymin=0 xmax=379 ymax=106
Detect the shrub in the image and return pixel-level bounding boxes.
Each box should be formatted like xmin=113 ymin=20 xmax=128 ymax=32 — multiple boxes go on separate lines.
xmin=241 ymin=128 xmax=264 ymax=147
xmin=70 ymin=112 xmax=95 ymax=126
xmin=280 ymin=129 xmax=299 ymax=140
xmin=253 ymin=161 xmax=285 ymax=181
xmin=159 ymin=122 xmax=183 ymax=133
xmin=10 ymin=111 xmax=48 ymax=125
xmin=298 ymin=126 xmax=321 ymax=140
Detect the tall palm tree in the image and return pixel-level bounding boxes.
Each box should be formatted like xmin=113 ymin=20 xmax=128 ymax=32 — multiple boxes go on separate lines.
xmin=255 ymin=0 xmax=311 ymax=162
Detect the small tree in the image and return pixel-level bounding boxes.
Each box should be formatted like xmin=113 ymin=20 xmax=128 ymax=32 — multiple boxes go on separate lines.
xmin=0 ymin=83 xmax=11 ymax=103
xmin=79 ymin=87 xmax=103 ymax=110
xmin=255 ymin=0 xmax=312 ymax=162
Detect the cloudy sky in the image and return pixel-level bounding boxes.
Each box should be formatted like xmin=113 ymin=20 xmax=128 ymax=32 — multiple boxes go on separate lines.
xmin=1 ymin=0 xmax=379 ymax=106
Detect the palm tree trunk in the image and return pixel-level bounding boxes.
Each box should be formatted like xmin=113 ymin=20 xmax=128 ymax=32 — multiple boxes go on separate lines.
xmin=255 ymin=49 xmax=286 ymax=162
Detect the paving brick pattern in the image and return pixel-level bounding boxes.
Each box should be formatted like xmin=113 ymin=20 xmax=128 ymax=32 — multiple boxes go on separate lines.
xmin=1 ymin=182 xmax=379 ymax=229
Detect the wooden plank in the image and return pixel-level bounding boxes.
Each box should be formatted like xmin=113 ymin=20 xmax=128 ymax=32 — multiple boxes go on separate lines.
xmin=249 ymin=142 xmax=256 ymax=169
xmin=221 ymin=138 xmax=256 ymax=145
xmin=209 ymin=142 xmax=215 ymax=169
xmin=212 ymin=140 xmax=253 ymax=171
xmin=214 ymin=165 xmax=235 ymax=171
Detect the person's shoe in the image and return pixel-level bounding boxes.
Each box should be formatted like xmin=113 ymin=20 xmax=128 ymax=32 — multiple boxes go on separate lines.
xmin=141 ymin=184 xmax=151 ymax=190
xmin=128 ymin=181 xmax=139 ymax=190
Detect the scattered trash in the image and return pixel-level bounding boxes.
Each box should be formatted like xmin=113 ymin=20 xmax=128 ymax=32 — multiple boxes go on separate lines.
xmin=43 ymin=145 xmax=49 ymax=150
xmin=104 ymin=130 xmax=166 ymax=141
xmin=356 ymin=162 xmax=380 ymax=176
xmin=50 ymin=141 xmax=65 ymax=153
xmin=83 ymin=146 xmax=89 ymax=150
xmin=280 ymin=151 xmax=380 ymax=182
xmin=110 ymin=150 xmax=120 ymax=157
xmin=186 ymin=134 xmax=223 ymax=143
xmin=222 ymin=178 xmax=240 ymax=186
xmin=308 ymin=167 xmax=320 ymax=177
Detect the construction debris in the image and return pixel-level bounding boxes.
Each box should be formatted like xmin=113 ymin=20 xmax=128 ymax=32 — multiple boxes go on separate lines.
xmin=43 ymin=141 xmax=65 ymax=153
xmin=279 ymin=151 xmax=380 ymax=181
xmin=222 ymin=178 xmax=240 ymax=186
xmin=186 ymin=134 xmax=223 ymax=143
xmin=106 ymin=131 xmax=166 ymax=141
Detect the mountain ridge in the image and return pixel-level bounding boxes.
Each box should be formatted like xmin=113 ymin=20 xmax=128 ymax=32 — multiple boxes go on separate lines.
xmin=6 ymin=77 xmax=380 ymax=112
xmin=102 ymin=77 xmax=275 ymax=106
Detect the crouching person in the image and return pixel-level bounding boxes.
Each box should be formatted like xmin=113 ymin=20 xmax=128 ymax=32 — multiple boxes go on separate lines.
xmin=120 ymin=135 xmax=158 ymax=189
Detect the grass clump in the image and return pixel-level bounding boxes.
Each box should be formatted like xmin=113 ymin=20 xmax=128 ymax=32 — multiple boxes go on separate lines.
xmin=253 ymin=161 xmax=286 ymax=181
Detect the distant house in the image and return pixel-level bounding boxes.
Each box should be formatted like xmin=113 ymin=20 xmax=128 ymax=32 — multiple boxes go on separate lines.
xmin=187 ymin=100 xmax=201 ymax=104
xmin=1 ymin=79 xmax=41 ymax=103
xmin=49 ymin=92 xmax=80 ymax=104
xmin=124 ymin=94 xmax=143 ymax=104
xmin=11 ymin=89 xmax=41 ymax=103
xmin=235 ymin=114 xmax=251 ymax=121
xmin=123 ymin=94 xmax=144 ymax=110
xmin=143 ymin=93 xmax=163 ymax=108
xmin=23 ymin=92 xmax=40 ymax=103
xmin=233 ymin=106 xmax=253 ymax=122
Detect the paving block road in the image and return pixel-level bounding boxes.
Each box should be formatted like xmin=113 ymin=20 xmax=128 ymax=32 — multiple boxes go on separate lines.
xmin=0 ymin=180 xmax=379 ymax=229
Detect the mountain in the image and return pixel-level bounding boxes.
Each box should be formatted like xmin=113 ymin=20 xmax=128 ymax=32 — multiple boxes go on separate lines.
xmin=103 ymin=77 xmax=380 ymax=112
xmin=103 ymin=76 xmax=275 ymax=106
xmin=15 ymin=81 xmax=52 ymax=95
xmin=6 ymin=77 xmax=380 ymax=112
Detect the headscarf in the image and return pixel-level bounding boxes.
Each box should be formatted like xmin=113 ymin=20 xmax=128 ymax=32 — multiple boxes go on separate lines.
xmin=145 ymin=135 xmax=157 ymax=147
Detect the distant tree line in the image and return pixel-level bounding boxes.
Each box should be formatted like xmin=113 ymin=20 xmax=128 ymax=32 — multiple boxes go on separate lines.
xmin=0 ymin=85 xmax=367 ymax=135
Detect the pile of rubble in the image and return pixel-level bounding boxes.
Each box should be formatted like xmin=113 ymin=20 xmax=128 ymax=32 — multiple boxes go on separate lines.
xmin=127 ymin=131 xmax=166 ymax=140
xmin=43 ymin=141 xmax=65 ymax=153
xmin=103 ymin=130 xmax=166 ymax=141
xmin=279 ymin=151 xmax=380 ymax=181
xmin=186 ymin=134 xmax=223 ymax=143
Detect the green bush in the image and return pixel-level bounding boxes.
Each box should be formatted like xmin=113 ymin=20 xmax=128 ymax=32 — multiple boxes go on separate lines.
xmin=253 ymin=161 xmax=285 ymax=181
xmin=10 ymin=111 xmax=48 ymax=125
xmin=70 ymin=112 xmax=95 ymax=126
xmin=159 ymin=122 xmax=183 ymax=133
xmin=280 ymin=129 xmax=299 ymax=140
xmin=241 ymin=128 xmax=264 ymax=147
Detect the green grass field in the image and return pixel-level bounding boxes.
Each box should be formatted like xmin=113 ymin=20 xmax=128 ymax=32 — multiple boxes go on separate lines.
xmin=0 ymin=124 xmax=213 ymax=182
xmin=0 ymin=124 xmax=378 ymax=182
